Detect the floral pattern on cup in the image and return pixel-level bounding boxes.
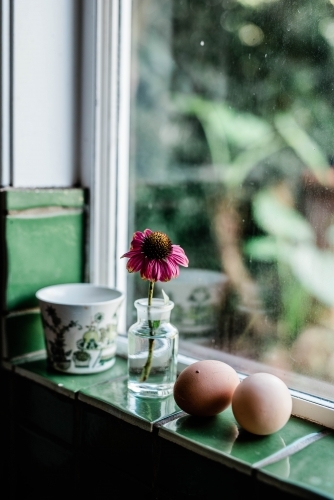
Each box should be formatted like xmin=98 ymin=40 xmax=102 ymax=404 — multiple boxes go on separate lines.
xmin=40 ymin=305 xmax=119 ymax=373
xmin=74 ymin=312 xmax=118 ymax=368
xmin=40 ymin=305 xmax=81 ymax=370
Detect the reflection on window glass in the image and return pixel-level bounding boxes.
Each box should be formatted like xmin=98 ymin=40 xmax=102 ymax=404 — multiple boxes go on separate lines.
xmin=128 ymin=0 xmax=334 ymax=401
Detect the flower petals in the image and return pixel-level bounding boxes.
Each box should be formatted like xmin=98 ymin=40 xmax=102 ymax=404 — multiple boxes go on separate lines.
xmin=170 ymin=245 xmax=189 ymax=266
xmin=165 ymin=257 xmax=180 ymax=279
xmin=143 ymin=228 xmax=153 ymax=236
xmin=122 ymin=228 xmax=189 ymax=283
xmin=126 ymin=254 xmax=145 ymax=273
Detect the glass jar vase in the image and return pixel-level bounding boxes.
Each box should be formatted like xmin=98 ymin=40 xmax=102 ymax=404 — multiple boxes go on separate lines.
xmin=127 ymin=298 xmax=179 ymax=398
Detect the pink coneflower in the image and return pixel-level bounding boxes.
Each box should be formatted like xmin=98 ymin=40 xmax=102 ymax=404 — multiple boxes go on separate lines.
xmin=121 ymin=228 xmax=189 ymax=282
xmin=122 ymin=229 xmax=188 ymax=383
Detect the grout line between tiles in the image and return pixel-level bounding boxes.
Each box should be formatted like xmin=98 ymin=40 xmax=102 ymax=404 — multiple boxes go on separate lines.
xmin=153 ymin=410 xmax=188 ymax=428
xmin=252 ymin=429 xmax=332 ymax=469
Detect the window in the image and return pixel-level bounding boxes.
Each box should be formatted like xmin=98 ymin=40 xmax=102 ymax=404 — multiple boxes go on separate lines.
xmin=114 ymin=0 xmax=334 ymax=421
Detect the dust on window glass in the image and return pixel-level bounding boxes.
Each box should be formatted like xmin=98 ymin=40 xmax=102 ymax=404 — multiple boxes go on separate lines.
xmin=128 ymin=0 xmax=334 ymax=402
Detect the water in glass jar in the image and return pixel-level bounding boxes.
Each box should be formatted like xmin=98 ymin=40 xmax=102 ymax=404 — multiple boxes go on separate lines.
xmin=128 ymin=331 xmax=178 ymax=398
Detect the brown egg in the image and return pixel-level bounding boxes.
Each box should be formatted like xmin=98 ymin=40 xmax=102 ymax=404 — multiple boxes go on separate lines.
xmin=173 ymin=360 xmax=240 ymax=417
xmin=232 ymin=372 xmax=292 ymax=435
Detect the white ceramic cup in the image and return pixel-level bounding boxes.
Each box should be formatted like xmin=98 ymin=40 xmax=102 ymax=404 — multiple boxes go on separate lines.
xmin=36 ymin=283 xmax=124 ymax=374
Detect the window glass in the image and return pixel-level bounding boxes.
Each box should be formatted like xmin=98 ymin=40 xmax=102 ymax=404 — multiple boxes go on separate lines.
xmin=128 ymin=0 xmax=334 ymax=402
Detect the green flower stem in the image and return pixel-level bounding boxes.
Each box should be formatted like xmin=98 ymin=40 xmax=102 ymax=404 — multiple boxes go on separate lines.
xmin=140 ymin=280 xmax=155 ymax=382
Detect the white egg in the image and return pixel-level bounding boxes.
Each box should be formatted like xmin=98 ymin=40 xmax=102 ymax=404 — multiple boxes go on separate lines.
xmin=231 ymin=372 xmax=292 ymax=435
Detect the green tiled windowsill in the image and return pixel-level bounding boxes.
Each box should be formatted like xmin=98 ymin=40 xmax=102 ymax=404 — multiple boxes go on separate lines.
xmin=14 ymin=356 xmax=128 ymax=398
xmin=5 ymin=354 xmax=334 ymax=500
xmin=160 ymin=409 xmax=324 ymax=473
xmin=79 ymin=375 xmax=182 ymax=431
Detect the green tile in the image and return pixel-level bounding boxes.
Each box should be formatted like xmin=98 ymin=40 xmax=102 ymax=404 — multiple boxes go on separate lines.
xmin=231 ymin=415 xmax=323 ymax=466
xmin=257 ymin=481 xmax=307 ymax=500
xmin=0 ymin=414 xmax=11 ymax=493
xmin=160 ymin=409 xmax=324 ymax=474
xmin=259 ymin=431 xmax=334 ymax=499
xmin=11 ymin=423 xmax=75 ymax=498
xmin=0 ymin=365 xmax=12 ymax=415
xmin=4 ymin=187 xmax=85 ymax=211
xmin=1 ymin=358 xmax=13 ymax=370
xmin=76 ymin=459 xmax=152 ymax=498
xmin=155 ymin=437 xmax=256 ymax=499
xmin=78 ymin=400 xmax=155 ymax=486
xmin=12 ymin=374 xmax=75 ymax=444
xmin=79 ymin=376 xmax=182 ymax=431
xmin=5 ymin=310 xmax=45 ymax=359
xmin=6 ymin=212 xmax=84 ymax=310
xmin=14 ymin=356 xmax=127 ymax=397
